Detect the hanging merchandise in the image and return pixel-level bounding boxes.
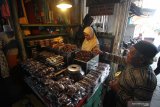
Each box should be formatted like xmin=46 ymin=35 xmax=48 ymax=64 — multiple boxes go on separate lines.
xmin=23 ymin=0 xmax=37 ymax=23
xmin=16 ymin=0 xmax=24 ymax=18
xmin=1 ymin=0 xmax=10 ymax=18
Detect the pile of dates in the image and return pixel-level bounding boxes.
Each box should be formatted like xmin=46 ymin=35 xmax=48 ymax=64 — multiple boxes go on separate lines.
xmin=42 ymin=77 xmax=86 ymax=107
xmin=75 ymin=50 xmax=94 ymax=62
xmin=52 ymin=43 xmax=65 ymax=51
xmin=60 ymin=44 xmax=77 ymax=53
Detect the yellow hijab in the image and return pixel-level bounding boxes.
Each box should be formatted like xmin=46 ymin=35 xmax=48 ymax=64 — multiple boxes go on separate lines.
xmin=81 ymin=27 xmax=99 ymax=51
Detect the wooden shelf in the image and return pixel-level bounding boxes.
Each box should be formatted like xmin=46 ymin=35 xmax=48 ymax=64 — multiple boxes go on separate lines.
xmin=20 ymin=24 xmax=79 ymax=27
xmin=23 ymin=33 xmax=68 ymax=40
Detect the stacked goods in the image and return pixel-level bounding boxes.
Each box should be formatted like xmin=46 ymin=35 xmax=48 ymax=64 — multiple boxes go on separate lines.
xmin=76 ymin=63 xmax=110 ymax=93
xmin=77 ymin=70 xmax=102 ymax=93
xmin=25 ymin=76 xmax=87 ymax=107
xmin=44 ymin=77 xmax=86 ymax=102
xmin=51 ymin=43 xmax=77 ymax=53
xmin=74 ymin=51 xmax=99 ymax=74
xmin=60 ymin=44 xmax=77 ymax=53
xmin=52 ymin=43 xmax=65 ymax=51
xmin=23 ymin=60 xmax=110 ymax=107
xmin=21 ymin=59 xmax=55 ymax=78
xmin=36 ymin=51 xmax=64 ymax=69
xmin=51 ymin=43 xmax=78 ymax=65
xmin=59 ymin=44 xmax=78 ymax=65
xmin=53 ymin=36 xmax=64 ymax=43
xmin=28 ymin=39 xmax=53 ymax=47
xmin=36 ymin=51 xmax=56 ymax=60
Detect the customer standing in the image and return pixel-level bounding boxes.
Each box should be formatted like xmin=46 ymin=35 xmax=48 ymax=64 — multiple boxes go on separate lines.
xmin=0 ymin=25 xmax=21 ymax=70
xmin=0 ymin=39 xmax=9 ymax=78
xmin=103 ymin=41 xmax=158 ymax=107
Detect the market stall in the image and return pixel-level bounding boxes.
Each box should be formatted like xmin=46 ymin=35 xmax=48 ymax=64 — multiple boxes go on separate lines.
xmin=21 ymin=44 xmax=110 ymax=107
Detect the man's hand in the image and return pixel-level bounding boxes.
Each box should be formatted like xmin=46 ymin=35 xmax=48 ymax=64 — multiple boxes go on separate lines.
xmin=109 ymin=79 xmax=120 ymax=93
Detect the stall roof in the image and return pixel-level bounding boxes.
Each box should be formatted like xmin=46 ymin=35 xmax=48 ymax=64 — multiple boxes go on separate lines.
xmin=130 ymin=2 xmax=156 ymax=16
xmin=130 ymin=3 xmax=143 ymax=16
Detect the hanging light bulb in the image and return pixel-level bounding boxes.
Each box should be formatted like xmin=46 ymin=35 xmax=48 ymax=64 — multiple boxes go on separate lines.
xmin=56 ymin=0 xmax=72 ymax=10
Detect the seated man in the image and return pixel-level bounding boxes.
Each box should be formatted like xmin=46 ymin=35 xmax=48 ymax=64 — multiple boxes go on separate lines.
xmin=103 ymin=41 xmax=158 ymax=107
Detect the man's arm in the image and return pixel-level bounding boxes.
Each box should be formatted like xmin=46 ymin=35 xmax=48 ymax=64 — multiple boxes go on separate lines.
xmin=103 ymin=52 xmax=127 ymax=64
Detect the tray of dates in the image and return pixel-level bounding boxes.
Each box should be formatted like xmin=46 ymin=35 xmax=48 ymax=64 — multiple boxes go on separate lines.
xmin=74 ymin=50 xmax=99 ymax=74
xmin=58 ymin=44 xmax=78 ymax=65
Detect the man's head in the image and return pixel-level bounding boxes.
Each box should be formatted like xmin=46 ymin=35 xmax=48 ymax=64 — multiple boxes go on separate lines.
xmin=127 ymin=40 xmax=158 ymax=67
xmin=83 ymin=27 xmax=94 ymax=41
xmin=83 ymin=14 xmax=94 ymax=26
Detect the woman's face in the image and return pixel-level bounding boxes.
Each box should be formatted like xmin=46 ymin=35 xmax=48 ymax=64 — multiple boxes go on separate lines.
xmin=84 ymin=32 xmax=92 ymax=41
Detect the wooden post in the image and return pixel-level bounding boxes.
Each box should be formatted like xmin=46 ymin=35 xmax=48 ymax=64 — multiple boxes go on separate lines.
xmin=9 ymin=0 xmax=27 ymax=60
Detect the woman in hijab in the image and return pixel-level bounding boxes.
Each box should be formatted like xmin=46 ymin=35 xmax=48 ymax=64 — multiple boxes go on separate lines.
xmin=74 ymin=14 xmax=95 ymax=47
xmin=81 ymin=26 xmax=101 ymax=53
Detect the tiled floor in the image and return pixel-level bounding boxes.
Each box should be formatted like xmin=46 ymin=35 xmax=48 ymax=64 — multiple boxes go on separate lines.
xmin=150 ymin=74 xmax=160 ymax=107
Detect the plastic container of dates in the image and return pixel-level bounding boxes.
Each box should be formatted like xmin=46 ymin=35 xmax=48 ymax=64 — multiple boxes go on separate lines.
xmin=74 ymin=51 xmax=99 ymax=74
xmin=58 ymin=44 xmax=78 ymax=66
